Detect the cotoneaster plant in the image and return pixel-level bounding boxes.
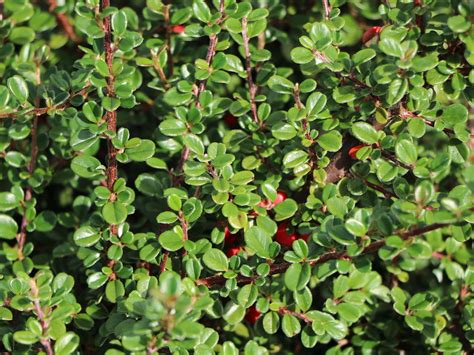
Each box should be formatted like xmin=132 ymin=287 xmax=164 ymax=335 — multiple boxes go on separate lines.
xmin=0 ymin=0 xmax=473 ymax=354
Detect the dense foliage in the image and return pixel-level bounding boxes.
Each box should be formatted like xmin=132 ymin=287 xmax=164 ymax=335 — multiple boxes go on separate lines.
xmin=0 ymin=0 xmax=473 ymax=353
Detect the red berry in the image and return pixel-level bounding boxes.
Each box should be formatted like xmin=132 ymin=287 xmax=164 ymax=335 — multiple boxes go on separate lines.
xmin=275 ymin=222 xmax=297 ymax=247
xmin=273 ymin=191 xmax=287 ymax=206
xmin=244 ymin=306 xmax=261 ymax=324
xmin=224 ymin=226 xmax=237 ymax=245
xmin=348 ymin=144 xmax=366 ymax=160
xmin=171 ymin=25 xmax=185 ymax=34
xmin=362 ymin=26 xmax=382 ymax=44
xmin=224 ymin=113 xmax=238 ymax=127
xmin=226 ymin=246 xmax=241 ymax=257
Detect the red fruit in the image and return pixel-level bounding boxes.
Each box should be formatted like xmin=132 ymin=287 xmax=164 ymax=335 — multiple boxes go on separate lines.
xmin=348 ymin=144 xmax=366 ymax=160
xmin=171 ymin=25 xmax=185 ymax=34
xmin=226 ymin=246 xmax=241 ymax=257
xmin=273 ymin=191 xmax=287 ymax=206
xmin=275 ymin=222 xmax=298 ymax=247
xmin=224 ymin=226 xmax=236 ymax=245
xmin=244 ymin=306 xmax=261 ymax=324
xmin=362 ymin=26 xmax=382 ymax=44
xmin=258 ymin=191 xmax=287 ymax=210
xmin=224 ymin=113 xmax=238 ymax=127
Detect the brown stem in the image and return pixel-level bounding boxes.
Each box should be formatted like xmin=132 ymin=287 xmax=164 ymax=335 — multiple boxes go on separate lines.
xmin=322 ymin=0 xmax=331 ymax=19
xmin=47 ymin=0 xmax=81 ymax=43
xmin=163 ymin=5 xmax=173 ymax=76
xmin=102 ymin=0 xmax=118 ymax=236
xmin=195 ymin=0 xmax=225 ymax=105
xmin=160 ymin=251 xmax=169 ymax=273
xmin=278 ymin=307 xmax=312 ymax=324
xmin=17 ymin=64 xmax=42 ymax=260
xmin=381 ymin=150 xmax=412 ymax=170
xmin=0 ymin=85 xmax=91 ymax=120
xmin=196 ymin=222 xmax=449 ymax=287
xmin=30 ymin=280 xmax=54 ymax=355
xmin=241 ymin=17 xmax=259 ymax=124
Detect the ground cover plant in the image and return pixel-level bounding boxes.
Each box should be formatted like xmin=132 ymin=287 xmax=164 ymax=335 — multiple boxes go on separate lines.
xmin=0 ymin=0 xmax=473 ymax=353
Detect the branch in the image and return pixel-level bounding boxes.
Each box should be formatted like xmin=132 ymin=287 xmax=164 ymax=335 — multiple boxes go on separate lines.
xmin=322 ymin=0 xmax=331 ymax=19
xmin=29 ymin=279 xmax=54 ymax=355
xmin=17 ymin=63 xmax=41 ymax=260
xmin=278 ymin=307 xmax=312 ymax=324
xmin=0 ymin=85 xmax=91 ymax=120
xmin=175 ymin=1 xmax=225 ymax=181
xmin=195 ymin=0 xmax=225 ymax=105
xmin=47 ymin=0 xmax=81 ymax=43
xmin=163 ymin=5 xmax=173 ymax=76
xmin=381 ymin=150 xmax=412 ymax=170
xmin=102 ymin=0 xmax=118 ymax=236
xmin=241 ymin=17 xmax=259 ymax=124
xmin=196 ymin=222 xmax=449 ymax=288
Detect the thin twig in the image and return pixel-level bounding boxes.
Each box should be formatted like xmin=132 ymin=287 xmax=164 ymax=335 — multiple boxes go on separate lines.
xmin=163 ymin=5 xmax=174 ymax=76
xmin=47 ymin=0 xmax=81 ymax=43
xmin=195 ymin=0 xmax=225 ymax=105
xmin=322 ymin=0 xmax=331 ymax=19
xmin=17 ymin=63 xmax=42 ymax=260
xmin=30 ymin=280 xmax=54 ymax=355
xmin=0 ymin=85 xmax=91 ymax=120
xmin=175 ymin=1 xmax=225 ymax=182
xmin=102 ymin=0 xmax=118 ymax=236
xmin=278 ymin=307 xmax=312 ymax=324
xmin=381 ymin=150 xmax=412 ymax=170
xmin=196 ymin=222 xmax=449 ymax=287
xmin=241 ymin=17 xmax=259 ymax=124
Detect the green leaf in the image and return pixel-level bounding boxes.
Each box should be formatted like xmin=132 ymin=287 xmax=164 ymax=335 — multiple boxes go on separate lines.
xmin=283 ymin=150 xmax=308 ymax=168
xmin=284 ymin=263 xmax=311 ymax=291
xmin=127 ymin=139 xmax=156 ymax=162
xmin=223 ymin=302 xmax=245 ymax=325
xmin=263 ymin=312 xmax=280 ymax=334
xmin=274 ymin=199 xmax=298 ymax=220
xmin=54 ymin=332 xmax=80 ymax=354
xmin=193 ymin=0 xmax=211 ymax=22
xmin=387 ymin=78 xmax=407 ymax=105
xmin=112 ymin=10 xmax=127 ymax=36
xmin=7 ymin=76 xmax=29 ymax=104
xmin=0 ymin=192 xmax=19 ymax=211
xmin=102 ymin=202 xmax=128 ymax=224
xmin=184 ymin=134 xmax=205 ymax=155
xmin=268 ymin=75 xmax=294 ymax=94
xmin=0 ymin=214 xmax=18 ymax=240
xmin=203 ymin=248 xmax=228 ymax=271
xmin=282 ymin=314 xmax=301 ymax=337
xmin=71 ymin=155 xmax=104 ymax=178
xmin=379 ymin=38 xmax=404 ymax=58
xmin=442 ymin=103 xmax=468 ymax=126
xmin=352 ymin=48 xmax=376 ymax=66
xmin=245 ymin=226 xmax=271 ymax=258
xmin=318 ymin=131 xmax=342 ymax=152
xmin=351 ymin=122 xmax=378 ymax=144
xmin=13 ymin=330 xmax=38 ymax=345
xmin=337 ymin=303 xmax=361 ymax=323
xmin=291 ymin=47 xmax=314 ymax=64
xmin=74 ymin=226 xmax=100 ymax=247
xmin=105 ymin=280 xmax=125 ymax=303
xmin=159 ymin=231 xmax=184 ymax=251
xmin=395 ymin=140 xmax=417 ymax=165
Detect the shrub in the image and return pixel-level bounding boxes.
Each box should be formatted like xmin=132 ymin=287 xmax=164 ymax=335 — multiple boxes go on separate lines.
xmin=0 ymin=0 xmax=472 ymax=353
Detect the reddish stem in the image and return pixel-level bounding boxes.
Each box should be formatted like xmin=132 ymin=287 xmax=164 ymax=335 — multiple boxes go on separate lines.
xmin=241 ymin=17 xmax=259 ymax=124
xmin=102 ymin=0 xmax=118 ymax=236
xmin=196 ymin=223 xmax=449 ymax=287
